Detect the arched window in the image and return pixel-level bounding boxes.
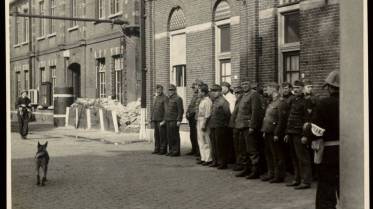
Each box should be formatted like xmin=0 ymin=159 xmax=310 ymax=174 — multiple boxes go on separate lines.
xmin=168 ymin=7 xmax=187 ymax=122
xmin=214 ymin=1 xmax=231 ymax=84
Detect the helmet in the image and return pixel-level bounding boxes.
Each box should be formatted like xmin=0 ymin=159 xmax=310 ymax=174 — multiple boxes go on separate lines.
xmin=323 ymin=70 xmax=339 ymax=88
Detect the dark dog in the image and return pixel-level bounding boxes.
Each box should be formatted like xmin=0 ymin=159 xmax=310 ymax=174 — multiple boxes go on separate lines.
xmin=35 ymin=141 xmax=49 ymax=186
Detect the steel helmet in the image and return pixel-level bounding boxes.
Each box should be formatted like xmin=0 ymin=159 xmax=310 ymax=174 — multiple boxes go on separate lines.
xmin=323 ymin=70 xmax=339 ymax=88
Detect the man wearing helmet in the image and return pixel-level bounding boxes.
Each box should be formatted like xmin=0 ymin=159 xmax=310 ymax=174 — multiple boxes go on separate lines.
xmin=303 ymin=71 xmax=340 ymax=209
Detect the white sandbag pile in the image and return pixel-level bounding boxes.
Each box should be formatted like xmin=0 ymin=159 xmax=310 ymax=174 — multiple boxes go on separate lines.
xmin=71 ymin=98 xmax=141 ymax=132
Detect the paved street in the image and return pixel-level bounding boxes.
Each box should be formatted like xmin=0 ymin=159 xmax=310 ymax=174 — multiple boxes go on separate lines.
xmin=11 ymin=125 xmax=315 ymax=209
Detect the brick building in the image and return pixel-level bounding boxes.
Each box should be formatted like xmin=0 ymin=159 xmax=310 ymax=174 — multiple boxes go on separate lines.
xmin=145 ymin=0 xmax=339 ymax=121
xmin=9 ymin=0 xmax=141 ymax=110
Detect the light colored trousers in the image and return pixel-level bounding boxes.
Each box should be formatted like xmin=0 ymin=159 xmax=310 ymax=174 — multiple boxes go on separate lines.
xmin=197 ymin=118 xmax=212 ymax=162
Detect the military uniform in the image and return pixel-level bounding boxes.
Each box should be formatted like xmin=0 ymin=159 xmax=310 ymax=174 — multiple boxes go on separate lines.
xmin=261 ymin=95 xmax=289 ymax=182
xmin=286 ymin=93 xmax=313 ymax=187
xmin=164 ymin=87 xmax=184 ymax=156
xmin=208 ymin=94 xmax=231 ymax=168
xmin=186 ymin=91 xmax=201 ymax=155
xmin=151 ymin=91 xmax=168 ymax=154
xmin=235 ymin=89 xmax=265 ymax=178
xmin=15 ymin=94 xmax=32 ymax=139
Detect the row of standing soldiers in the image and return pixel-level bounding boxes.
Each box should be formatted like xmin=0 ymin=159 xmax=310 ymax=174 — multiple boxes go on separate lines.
xmin=151 ymin=71 xmax=339 ymax=209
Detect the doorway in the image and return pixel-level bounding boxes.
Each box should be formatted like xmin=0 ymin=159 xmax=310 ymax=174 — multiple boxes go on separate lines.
xmin=67 ymin=63 xmax=81 ymax=100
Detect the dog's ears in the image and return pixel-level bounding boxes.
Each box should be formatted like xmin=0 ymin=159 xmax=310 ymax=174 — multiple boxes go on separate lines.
xmin=38 ymin=141 xmax=41 ymax=147
xmin=45 ymin=141 xmax=48 ymax=147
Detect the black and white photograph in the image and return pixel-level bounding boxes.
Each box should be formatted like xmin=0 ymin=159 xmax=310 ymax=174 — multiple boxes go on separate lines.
xmin=5 ymin=0 xmax=369 ymax=209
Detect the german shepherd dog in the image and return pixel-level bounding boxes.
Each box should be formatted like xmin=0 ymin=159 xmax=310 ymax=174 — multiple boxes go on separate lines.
xmin=35 ymin=141 xmax=49 ymax=186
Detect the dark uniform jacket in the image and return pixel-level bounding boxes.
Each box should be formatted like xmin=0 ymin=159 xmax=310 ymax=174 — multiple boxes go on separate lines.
xmin=208 ymin=96 xmax=231 ymax=128
xmin=229 ymin=94 xmax=243 ymax=128
xmin=285 ymin=94 xmax=307 ymax=134
xmin=311 ymin=93 xmax=339 ymax=142
xmin=186 ymin=92 xmax=200 ymax=121
xmin=151 ymin=93 xmax=168 ymax=122
xmin=164 ymin=94 xmax=184 ymax=122
xmin=304 ymin=94 xmax=318 ymax=122
xmin=282 ymin=93 xmax=294 ymax=106
xmin=15 ymin=97 xmax=31 ymax=109
xmin=261 ymin=95 xmax=289 ymax=137
xmin=235 ymin=90 xmax=264 ymax=130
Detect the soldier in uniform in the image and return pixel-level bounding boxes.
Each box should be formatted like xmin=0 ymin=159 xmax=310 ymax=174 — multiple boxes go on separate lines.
xmin=161 ymin=84 xmax=184 ymax=157
xmin=208 ymin=84 xmax=231 ymax=169
xmin=186 ymin=80 xmax=203 ymax=156
xmin=234 ymin=80 xmax=264 ymax=179
xmin=303 ymin=71 xmax=339 ymax=209
xmin=196 ymin=83 xmax=213 ymax=165
xmin=151 ymin=85 xmax=168 ymax=154
xmin=284 ymin=80 xmax=312 ymax=189
xmin=16 ymin=90 xmax=32 ymax=139
xmin=221 ymin=81 xmax=236 ymax=164
xmin=229 ymin=85 xmax=245 ymax=171
xmin=260 ymin=83 xmax=289 ymax=183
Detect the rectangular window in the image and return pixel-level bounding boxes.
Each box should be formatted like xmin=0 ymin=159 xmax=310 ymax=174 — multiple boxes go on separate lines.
xmin=50 ymin=66 xmax=56 ymax=104
xmin=15 ymin=17 xmax=20 ymax=44
xmin=173 ymin=65 xmax=186 ymax=87
xmin=219 ymin=24 xmax=231 ymax=53
xmin=39 ymin=1 xmax=45 ymax=36
xmin=24 ymin=70 xmax=29 ymax=90
xmin=71 ymin=0 xmax=77 ymax=27
xmin=97 ymin=58 xmax=106 ymax=98
xmin=110 ymin=0 xmax=120 ymax=14
xmin=283 ymin=51 xmax=300 ymax=84
xmin=284 ymin=11 xmax=300 ymax=44
xmin=220 ymin=59 xmax=231 ymax=84
xmin=97 ymin=0 xmax=104 ymax=18
xmin=113 ymin=56 xmax=123 ymax=102
xmin=40 ymin=67 xmax=46 ymax=83
xmin=49 ymin=0 xmax=56 ymax=33
xmin=23 ymin=9 xmax=29 ymax=42
xmin=16 ymin=72 xmax=21 ymax=97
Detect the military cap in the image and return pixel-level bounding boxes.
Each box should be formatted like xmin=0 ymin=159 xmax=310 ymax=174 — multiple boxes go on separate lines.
xmin=210 ymin=84 xmax=222 ymax=92
xmin=20 ymin=89 xmax=28 ymax=94
xmin=323 ymin=70 xmax=339 ymax=88
xmin=281 ymin=82 xmax=292 ymax=88
xmin=303 ymin=79 xmax=313 ymax=86
xmin=168 ymin=84 xmax=177 ymax=90
xmin=156 ymin=84 xmax=164 ymax=89
xmin=221 ymin=81 xmax=231 ymax=88
xmin=293 ymin=80 xmax=304 ymax=87
xmin=241 ymin=78 xmax=251 ymax=85
xmin=199 ymin=83 xmax=209 ymax=94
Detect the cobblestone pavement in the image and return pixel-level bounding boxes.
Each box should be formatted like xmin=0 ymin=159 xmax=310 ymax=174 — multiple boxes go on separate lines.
xmin=10 ymin=127 xmax=316 ymax=209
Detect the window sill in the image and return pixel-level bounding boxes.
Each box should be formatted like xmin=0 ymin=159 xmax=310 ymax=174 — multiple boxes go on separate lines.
xmin=217 ymin=52 xmax=231 ymax=60
xmin=279 ymin=42 xmax=300 ymax=52
xmin=13 ymin=44 xmax=21 ymax=48
xmin=67 ymin=25 xmax=79 ymax=32
xmin=108 ymin=12 xmax=123 ymax=19
xmin=20 ymin=42 xmax=29 ymax=46
xmin=47 ymin=32 xmax=57 ymax=38
xmin=36 ymin=36 xmax=46 ymax=41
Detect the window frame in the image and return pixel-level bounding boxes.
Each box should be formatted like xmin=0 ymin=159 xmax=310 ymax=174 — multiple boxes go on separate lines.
xmin=49 ymin=0 xmax=56 ymax=34
xmin=40 ymin=67 xmax=46 ymax=84
xmin=16 ymin=71 xmax=21 ymax=97
xmin=220 ymin=59 xmax=232 ymax=84
xmin=70 ymin=0 xmax=78 ymax=27
xmin=277 ymin=3 xmax=300 ymax=84
xmin=96 ymin=58 xmax=106 ymax=98
xmin=214 ymin=18 xmax=231 ymax=84
xmin=24 ymin=70 xmax=29 ymax=90
xmin=39 ymin=1 xmax=45 ymax=37
xmin=113 ymin=55 xmax=123 ymax=102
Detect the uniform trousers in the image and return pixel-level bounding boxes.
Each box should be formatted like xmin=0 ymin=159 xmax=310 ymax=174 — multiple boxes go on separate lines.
xmin=210 ymin=127 xmax=229 ymax=165
xmin=316 ymin=146 xmax=339 ymax=209
xmin=265 ymin=133 xmax=286 ymax=179
xmin=241 ymin=128 xmax=260 ymax=169
xmin=196 ymin=118 xmax=212 ymax=162
xmin=153 ymin=121 xmax=167 ymax=152
xmin=18 ymin=112 xmax=29 ymax=137
xmin=233 ymin=128 xmax=246 ymax=166
xmin=188 ymin=119 xmax=199 ymax=154
xmin=166 ymin=121 xmax=180 ymax=154
xmin=289 ymin=134 xmax=312 ymax=184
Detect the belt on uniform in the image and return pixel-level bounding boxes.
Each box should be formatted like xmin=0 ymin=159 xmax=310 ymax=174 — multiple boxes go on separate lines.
xmin=324 ymin=140 xmax=339 ymax=146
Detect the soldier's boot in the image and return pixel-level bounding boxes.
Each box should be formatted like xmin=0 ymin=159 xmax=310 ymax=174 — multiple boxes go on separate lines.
xmin=235 ymin=165 xmax=250 ymax=177
xmin=36 ymin=175 xmax=40 ymax=186
xmin=41 ymin=176 xmax=47 ymax=186
xmin=246 ymin=166 xmax=259 ymax=179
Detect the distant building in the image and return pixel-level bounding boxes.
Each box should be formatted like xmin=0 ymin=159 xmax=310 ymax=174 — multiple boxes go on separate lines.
xmin=145 ymin=0 xmax=340 ymax=120
xmin=9 ymin=0 xmax=141 ymax=110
